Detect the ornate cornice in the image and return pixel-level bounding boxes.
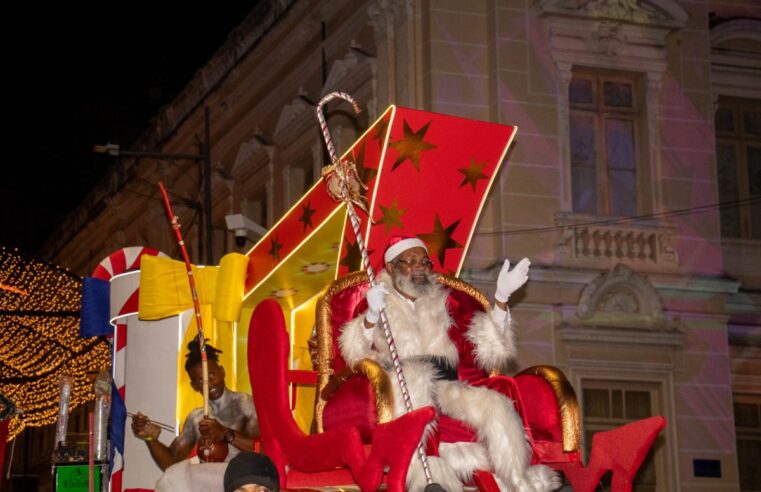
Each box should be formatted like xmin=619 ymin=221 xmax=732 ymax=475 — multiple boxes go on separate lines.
xmin=535 ymin=0 xmax=687 ymax=27
xmin=710 ymin=18 xmax=761 ymax=99
xmin=534 ymin=0 xmax=687 ymax=75
xmin=273 ymin=89 xmax=316 ymax=148
xmin=576 ymin=264 xmax=671 ymax=329
xmin=322 ymin=43 xmax=377 ymax=97
xmin=231 ymin=132 xmax=274 ymax=176
xmin=367 ymin=0 xmax=411 ymax=37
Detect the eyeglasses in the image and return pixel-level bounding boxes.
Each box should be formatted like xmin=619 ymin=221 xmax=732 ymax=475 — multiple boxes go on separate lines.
xmin=394 ymin=257 xmax=434 ymax=269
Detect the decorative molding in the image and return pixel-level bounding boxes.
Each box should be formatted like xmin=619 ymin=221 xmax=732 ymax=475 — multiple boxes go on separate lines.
xmin=368 ymin=0 xmax=414 ymax=107
xmin=274 ymin=89 xmax=313 ymax=139
xmin=559 ymin=324 xmax=683 ymax=348
xmin=576 ymin=264 xmax=672 ymax=329
xmin=322 ymin=43 xmax=377 ymax=99
xmin=594 ymin=20 xmax=626 ymax=56
xmin=231 ymin=132 xmax=274 ymax=177
xmin=534 ymin=0 xmax=687 ymax=74
xmin=710 ymin=19 xmax=761 ymax=100
xmin=557 ymin=322 xmax=684 ymax=374
xmin=536 ymin=0 xmax=686 ymax=26
xmin=533 ymin=0 xmax=687 ymax=73
xmin=711 ymin=18 xmax=761 ymax=46
xmin=557 ymin=263 xmax=686 ymax=371
xmin=367 ymin=0 xmax=410 ymax=37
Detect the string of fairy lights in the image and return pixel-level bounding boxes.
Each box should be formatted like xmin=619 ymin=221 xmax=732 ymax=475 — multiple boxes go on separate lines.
xmin=0 ymin=246 xmax=111 ymax=440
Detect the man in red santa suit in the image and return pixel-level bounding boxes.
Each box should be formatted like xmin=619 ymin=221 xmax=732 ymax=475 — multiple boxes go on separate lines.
xmin=338 ymin=236 xmax=560 ymax=492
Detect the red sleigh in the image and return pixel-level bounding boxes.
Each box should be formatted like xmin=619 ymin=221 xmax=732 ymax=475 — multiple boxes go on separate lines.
xmin=243 ymin=105 xmax=665 ymax=491
xmin=247 ymin=272 xmax=665 ymax=491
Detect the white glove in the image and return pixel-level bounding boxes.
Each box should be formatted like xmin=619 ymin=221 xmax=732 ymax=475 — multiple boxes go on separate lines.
xmin=365 ymin=284 xmax=389 ymax=324
xmin=495 ymin=257 xmax=530 ymax=303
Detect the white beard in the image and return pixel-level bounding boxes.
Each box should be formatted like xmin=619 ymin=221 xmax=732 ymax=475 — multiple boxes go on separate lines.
xmin=392 ymin=269 xmax=438 ymax=299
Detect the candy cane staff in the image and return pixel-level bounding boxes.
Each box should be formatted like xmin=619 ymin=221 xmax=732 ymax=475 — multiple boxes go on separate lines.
xmin=316 ymin=93 xmax=445 ymax=492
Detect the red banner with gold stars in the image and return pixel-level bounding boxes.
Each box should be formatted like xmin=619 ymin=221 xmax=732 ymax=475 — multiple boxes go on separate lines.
xmin=243 ymin=106 xmax=516 ymax=305
xmin=338 ymin=106 xmax=516 ymax=276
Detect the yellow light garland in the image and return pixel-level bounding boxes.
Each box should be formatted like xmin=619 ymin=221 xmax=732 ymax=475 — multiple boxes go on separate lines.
xmin=0 ymin=246 xmax=110 ymax=440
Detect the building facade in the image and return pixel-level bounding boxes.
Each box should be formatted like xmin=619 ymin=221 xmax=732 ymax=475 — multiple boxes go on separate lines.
xmin=35 ymin=0 xmax=761 ymax=490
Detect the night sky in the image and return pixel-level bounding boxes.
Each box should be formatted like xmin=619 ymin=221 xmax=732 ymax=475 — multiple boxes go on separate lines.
xmin=2 ymin=4 xmax=257 ymax=259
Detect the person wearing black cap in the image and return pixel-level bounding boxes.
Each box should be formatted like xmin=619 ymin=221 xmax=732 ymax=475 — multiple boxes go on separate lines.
xmin=224 ymin=452 xmax=280 ymax=492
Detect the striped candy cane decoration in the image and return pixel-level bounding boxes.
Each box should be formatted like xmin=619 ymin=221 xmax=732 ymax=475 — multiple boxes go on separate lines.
xmin=92 ymin=247 xmax=166 ymax=492
xmin=316 ymin=93 xmax=436 ymax=486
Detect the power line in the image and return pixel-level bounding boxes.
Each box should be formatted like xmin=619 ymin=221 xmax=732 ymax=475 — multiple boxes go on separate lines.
xmin=482 ymin=196 xmax=761 ymax=236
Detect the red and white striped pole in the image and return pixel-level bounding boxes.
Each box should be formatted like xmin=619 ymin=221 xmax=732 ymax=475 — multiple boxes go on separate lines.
xmin=157 ymin=183 xmax=211 ymax=418
xmin=316 ymin=93 xmax=436 ymax=487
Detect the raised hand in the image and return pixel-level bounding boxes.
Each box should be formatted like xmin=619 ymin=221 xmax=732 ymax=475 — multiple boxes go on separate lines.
xmin=495 ymin=257 xmax=531 ymax=303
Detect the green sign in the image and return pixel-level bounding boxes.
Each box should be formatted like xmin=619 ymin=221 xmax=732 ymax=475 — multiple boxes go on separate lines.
xmin=55 ymin=464 xmax=101 ymax=492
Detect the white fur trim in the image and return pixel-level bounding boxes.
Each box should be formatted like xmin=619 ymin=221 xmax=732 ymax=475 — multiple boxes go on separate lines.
xmin=527 ymin=465 xmax=562 ymax=491
xmin=465 ymin=310 xmax=516 ymax=373
xmin=435 ymin=381 xmax=554 ymax=492
xmin=384 ymin=238 xmax=427 ymax=264
xmin=338 ymin=315 xmax=375 ymax=367
xmin=389 ymin=360 xmax=439 ymax=416
xmin=439 ymin=442 xmax=490 ymax=483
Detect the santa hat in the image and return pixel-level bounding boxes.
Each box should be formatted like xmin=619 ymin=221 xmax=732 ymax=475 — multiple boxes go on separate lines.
xmin=383 ymin=235 xmax=428 ymax=265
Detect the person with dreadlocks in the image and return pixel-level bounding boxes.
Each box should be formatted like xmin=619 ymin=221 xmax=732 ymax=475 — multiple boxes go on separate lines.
xmin=131 ymin=337 xmax=259 ymax=491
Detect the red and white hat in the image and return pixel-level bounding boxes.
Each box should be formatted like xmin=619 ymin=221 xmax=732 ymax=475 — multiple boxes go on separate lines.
xmin=383 ymin=235 xmax=428 ymax=264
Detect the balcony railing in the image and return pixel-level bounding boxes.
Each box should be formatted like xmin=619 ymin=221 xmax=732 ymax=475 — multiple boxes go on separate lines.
xmin=554 ymin=212 xmax=679 ymax=271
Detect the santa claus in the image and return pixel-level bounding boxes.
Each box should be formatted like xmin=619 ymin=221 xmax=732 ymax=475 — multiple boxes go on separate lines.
xmin=338 ymin=236 xmax=560 ymax=492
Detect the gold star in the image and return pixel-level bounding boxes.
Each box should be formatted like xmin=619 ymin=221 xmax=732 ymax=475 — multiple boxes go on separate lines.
xmin=389 ymin=120 xmax=437 ymax=172
xmin=457 ymin=158 xmax=489 ymax=192
xmin=376 ymin=198 xmax=407 ymax=233
xmin=299 ymin=201 xmax=316 ymax=231
xmin=417 ymin=215 xmax=463 ymax=266
xmin=353 ymin=142 xmax=377 ymax=185
xmin=268 ymin=235 xmax=283 ymax=261
xmin=340 ymin=238 xmax=366 ymax=272
xmin=374 ymin=116 xmax=390 ymax=142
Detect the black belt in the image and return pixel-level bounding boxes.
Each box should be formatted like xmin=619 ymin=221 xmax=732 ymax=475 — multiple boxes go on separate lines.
xmin=401 ymin=356 xmax=458 ymax=381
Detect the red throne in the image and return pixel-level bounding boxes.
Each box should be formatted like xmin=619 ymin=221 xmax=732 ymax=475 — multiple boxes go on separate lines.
xmin=248 ymin=273 xmax=666 ymax=491
xmin=312 ymin=272 xmax=666 ymax=491
xmin=248 ymin=298 xmax=436 ymax=491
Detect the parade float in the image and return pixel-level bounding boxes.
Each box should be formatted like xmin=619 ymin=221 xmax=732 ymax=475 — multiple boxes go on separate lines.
xmin=66 ymin=96 xmax=665 ymax=491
